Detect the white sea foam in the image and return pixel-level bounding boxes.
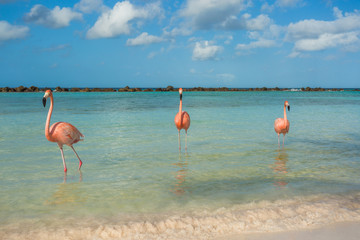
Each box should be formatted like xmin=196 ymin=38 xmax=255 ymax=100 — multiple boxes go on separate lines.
xmin=2 ymin=192 xmax=360 ymax=240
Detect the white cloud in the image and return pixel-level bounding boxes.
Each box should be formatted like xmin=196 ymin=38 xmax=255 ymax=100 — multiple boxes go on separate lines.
xmin=147 ymin=47 xmax=165 ymax=59
xmin=287 ymin=8 xmax=360 ymax=56
xmin=218 ymin=13 xmax=272 ymax=31
xmin=24 ymin=4 xmax=82 ymax=28
xmin=192 ymin=41 xmax=223 ymax=61
xmin=215 ymin=34 xmax=233 ymax=44
xmin=40 ymin=44 xmax=71 ymax=52
xmin=333 ymin=6 xmax=343 ymax=19
xmin=216 ymin=73 xmax=235 ymax=82
xmin=224 ymin=35 xmax=233 ymax=44
xmin=179 ymin=0 xmax=248 ymax=30
xmin=286 ymin=8 xmax=360 ymax=41
xmin=236 ymin=38 xmax=277 ymax=50
xmin=147 ymin=52 xmax=157 ymax=59
xmin=0 ymin=21 xmax=29 ymax=41
xmin=163 ymin=27 xmax=192 ymax=37
xmin=261 ymin=2 xmax=274 ymax=12
xmin=275 ymin=0 xmax=303 ymax=8
xmin=86 ymin=1 xmax=163 ymax=39
xmin=262 ymin=0 xmax=303 ymax=12
xmin=126 ymin=32 xmax=164 ymax=46
xmin=244 ymin=14 xmax=272 ymax=31
xmin=235 ymin=23 xmax=283 ymax=55
xmin=294 ymin=32 xmax=359 ymax=51
xmin=74 ymin=0 xmax=108 ymax=13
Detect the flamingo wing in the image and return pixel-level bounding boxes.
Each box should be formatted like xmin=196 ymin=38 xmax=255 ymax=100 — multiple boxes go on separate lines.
xmin=50 ymin=122 xmax=84 ymax=145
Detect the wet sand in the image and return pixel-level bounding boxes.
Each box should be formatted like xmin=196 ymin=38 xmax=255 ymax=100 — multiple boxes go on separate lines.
xmin=221 ymin=221 xmax=360 ymax=240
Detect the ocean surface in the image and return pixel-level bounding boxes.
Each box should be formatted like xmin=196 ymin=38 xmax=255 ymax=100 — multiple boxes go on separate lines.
xmin=1 ymin=91 xmax=360 ymax=239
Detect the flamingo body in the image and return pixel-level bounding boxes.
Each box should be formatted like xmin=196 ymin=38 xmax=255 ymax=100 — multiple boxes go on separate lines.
xmin=47 ymin=122 xmax=84 ymax=147
xmin=274 ymin=118 xmax=290 ymax=135
xmin=274 ymin=101 xmax=290 ymax=146
xmin=174 ymin=111 xmax=190 ymax=132
xmin=43 ymin=90 xmax=84 ymax=172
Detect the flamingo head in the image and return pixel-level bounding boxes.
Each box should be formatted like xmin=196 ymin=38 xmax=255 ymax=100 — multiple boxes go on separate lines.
xmin=179 ymin=88 xmax=183 ymax=100
xmin=284 ymin=101 xmax=290 ymax=111
xmin=43 ymin=89 xmax=52 ymax=107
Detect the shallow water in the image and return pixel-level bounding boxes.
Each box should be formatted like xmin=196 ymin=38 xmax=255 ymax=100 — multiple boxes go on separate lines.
xmin=1 ymin=91 xmax=360 ymax=239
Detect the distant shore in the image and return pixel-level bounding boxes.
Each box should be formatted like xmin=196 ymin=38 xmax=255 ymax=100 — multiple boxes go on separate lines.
xmin=1 ymin=85 xmax=358 ymax=92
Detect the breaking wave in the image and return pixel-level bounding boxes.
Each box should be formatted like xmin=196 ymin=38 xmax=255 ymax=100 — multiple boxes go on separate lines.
xmin=2 ymin=192 xmax=360 ymax=240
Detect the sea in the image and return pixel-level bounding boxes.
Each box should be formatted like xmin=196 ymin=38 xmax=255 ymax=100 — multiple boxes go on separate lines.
xmin=1 ymin=90 xmax=360 ymax=239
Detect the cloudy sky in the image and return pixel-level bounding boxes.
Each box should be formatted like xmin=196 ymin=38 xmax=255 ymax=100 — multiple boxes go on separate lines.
xmin=1 ymin=0 xmax=359 ymax=88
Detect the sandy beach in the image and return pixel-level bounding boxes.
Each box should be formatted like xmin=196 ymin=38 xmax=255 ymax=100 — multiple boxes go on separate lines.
xmin=222 ymin=221 xmax=360 ymax=240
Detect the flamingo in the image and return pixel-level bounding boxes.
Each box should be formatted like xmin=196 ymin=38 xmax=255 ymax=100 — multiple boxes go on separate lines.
xmin=43 ymin=90 xmax=84 ymax=172
xmin=174 ymin=88 xmax=190 ymax=150
xmin=274 ymin=101 xmax=290 ymax=147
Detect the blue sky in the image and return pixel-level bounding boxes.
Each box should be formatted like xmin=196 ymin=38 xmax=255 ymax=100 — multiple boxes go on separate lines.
xmin=0 ymin=0 xmax=359 ymax=88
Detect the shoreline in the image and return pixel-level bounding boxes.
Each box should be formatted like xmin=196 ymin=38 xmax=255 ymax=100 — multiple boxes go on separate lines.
xmin=1 ymin=85 xmax=358 ymax=93
xmin=2 ymin=191 xmax=360 ymax=240
xmin=220 ymin=221 xmax=360 ymax=240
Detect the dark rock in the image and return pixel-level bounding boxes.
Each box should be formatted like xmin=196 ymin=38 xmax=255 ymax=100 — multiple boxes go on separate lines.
xmin=118 ymin=86 xmax=131 ymax=92
xmin=166 ymin=86 xmax=174 ymax=91
xmin=55 ymin=86 xmax=63 ymax=92
xmin=143 ymin=88 xmax=153 ymax=92
xmin=29 ymin=86 xmax=39 ymax=92
xmin=15 ymin=85 xmax=27 ymax=92
xmin=103 ymin=88 xmax=115 ymax=92
xmin=1 ymin=87 xmax=12 ymax=92
xmin=41 ymin=87 xmax=52 ymax=92
xmin=70 ymin=88 xmax=81 ymax=92
xmin=81 ymin=88 xmax=91 ymax=92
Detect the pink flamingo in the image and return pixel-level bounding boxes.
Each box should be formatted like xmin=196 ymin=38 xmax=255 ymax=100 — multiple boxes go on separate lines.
xmin=274 ymin=101 xmax=290 ymax=147
xmin=43 ymin=90 xmax=84 ymax=172
xmin=174 ymin=88 xmax=190 ymax=150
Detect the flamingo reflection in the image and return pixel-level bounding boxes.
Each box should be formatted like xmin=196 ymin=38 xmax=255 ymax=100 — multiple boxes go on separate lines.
xmin=45 ymin=172 xmax=84 ymax=206
xmin=171 ymin=153 xmax=189 ymax=196
xmin=271 ymin=149 xmax=289 ymax=187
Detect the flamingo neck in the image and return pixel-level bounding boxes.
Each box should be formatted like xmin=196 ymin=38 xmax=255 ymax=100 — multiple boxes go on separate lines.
xmin=283 ymin=105 xmax=287 ymax=122
xmin=179 ymin=94 xmax=183 ymax=114
xmin=45 ymin=95 xmax=53 ymax=141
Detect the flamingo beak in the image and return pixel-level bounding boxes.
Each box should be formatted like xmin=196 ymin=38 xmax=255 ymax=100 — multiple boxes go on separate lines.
xmin=287 ymin=105 xmax=290 ymax=111
xmin=180 ymin=93 xmax=182 ymax=100
xmin=43 ymin=97 xmax=46 ymax=107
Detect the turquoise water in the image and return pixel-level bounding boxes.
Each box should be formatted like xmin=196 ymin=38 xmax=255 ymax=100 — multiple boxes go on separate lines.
xmin=1 ymin=91 xmax=360 ymax=239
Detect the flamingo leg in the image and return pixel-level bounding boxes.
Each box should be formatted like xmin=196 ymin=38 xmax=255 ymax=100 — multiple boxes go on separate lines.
xmin=185 ymin=130 xmax=188 ymax=151
xmin=178 ymin=130 xmax=181 ymax=151
xmin=277 ymin=134 xmax=280 ymax=147
xmin=71 ymin=146 xmax=82 ymax=170
xmin=59 ymin=147 xmax=67 ymax=172
xmin=283 ymin=134 xmax=285 ymax=147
